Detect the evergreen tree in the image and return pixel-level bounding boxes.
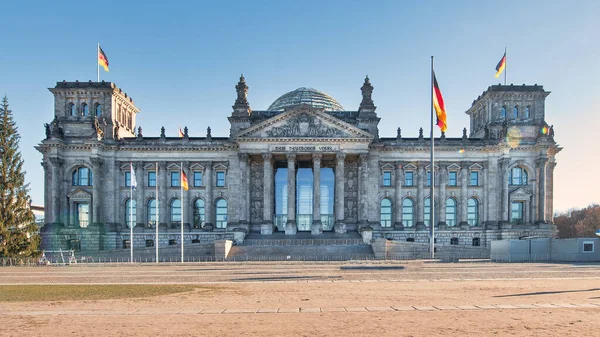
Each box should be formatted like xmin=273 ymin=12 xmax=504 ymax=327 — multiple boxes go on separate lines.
xmin=0 ymin=96 xmax=40 ymax=258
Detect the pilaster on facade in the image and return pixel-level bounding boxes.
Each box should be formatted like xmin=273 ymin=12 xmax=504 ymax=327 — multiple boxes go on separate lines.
xmin=90 ymin=157 xmax=104 ymax=224
xmin=536 ymin=157 xmax=548 ymax=223
xmin=498 ymin=158 xmax=511 ymax=222
xmin=416 ymin=163 xmax=425 ymax=226
xmin=203 ymin=161 xmax=214 ymax=227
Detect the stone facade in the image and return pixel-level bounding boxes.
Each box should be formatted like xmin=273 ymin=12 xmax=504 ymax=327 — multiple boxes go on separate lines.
xmin=37 ymin=77 xmax=561 ymax=253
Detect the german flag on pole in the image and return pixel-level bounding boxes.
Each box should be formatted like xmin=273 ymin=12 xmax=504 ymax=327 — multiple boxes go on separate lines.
xmin=98 ymin=46 xmax=109 ymax=72
xmin=432 ymin=71 xmax=447 ymax=132
xmin=495 ymin=51 xmax=506 ymax=78
xmin=178 ymin=125 xmax=184 ymax=138
xmin=181 ymin=169 xmax=189 ymax=191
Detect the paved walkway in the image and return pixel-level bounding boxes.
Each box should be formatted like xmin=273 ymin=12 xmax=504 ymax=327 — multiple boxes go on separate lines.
xmin=2 ymin=302 xmax=599 ymax=316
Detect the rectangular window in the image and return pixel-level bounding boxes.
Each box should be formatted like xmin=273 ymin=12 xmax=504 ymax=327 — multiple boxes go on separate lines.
xmin=511 ymin=201 xmax=524 ymax=224
xmin=216 ymin=171 xmax=225 ymax=187
xmin=125 ymin=171 xmax=131 ymax=187
xmin=171 ymin=171 xmax=180 ymax=187
xmin=583 ymin=241 xmax=594 ymax=253
xmin=148 ymin=171 xmax=156 ymax=187
xmin=470 ymin=171 xmax=479 ymax=186
xmin=405 ymin=172 xmax=414 ymax=186
xmin=472 ymin=238 xmax=481 ymax=247
xmin=448 ymin=171 xmax=457 ymax=186
xmin=427 ymin=171 xmax=431 ymax=186
xmin=382 ymin=171 xmax=392 ymax=186
xmin=194 ymin=172 xmax=203 ymax=187
xmin=450 ymin=238 xmax=459 ymax=245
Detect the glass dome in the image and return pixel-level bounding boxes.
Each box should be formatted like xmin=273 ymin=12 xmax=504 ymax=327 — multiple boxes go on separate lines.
xmin=268 ymin=87 xmax=344 ymax=111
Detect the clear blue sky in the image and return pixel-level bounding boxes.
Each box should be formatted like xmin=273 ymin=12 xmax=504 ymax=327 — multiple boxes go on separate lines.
xmin=1 ymin=0 xmax=598 ymax=213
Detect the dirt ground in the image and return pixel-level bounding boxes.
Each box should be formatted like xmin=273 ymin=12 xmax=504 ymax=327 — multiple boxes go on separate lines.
xmin=1 ymin=261 xmax=599 ymax=337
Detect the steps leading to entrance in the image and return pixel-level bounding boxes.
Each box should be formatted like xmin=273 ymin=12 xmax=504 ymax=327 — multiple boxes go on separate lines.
xmin=243 ymin=232 xmax=363 ymax=246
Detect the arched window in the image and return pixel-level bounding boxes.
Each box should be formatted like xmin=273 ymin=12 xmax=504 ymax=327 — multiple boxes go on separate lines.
xmin=193 ymin=199 xmax=205 ymax=228
xmin=215 ymin=198 xmax=228 ymax=229
xmin=513 ymin=106 xmax=518 ymax=119
xmin=125 ymin=199 xmax=136 ymax=228
xmin=380 ymin=198 xmax=392 ymax=227
xmin=509 ymin=167 xmax=528 ymax=185
xmin=402 ymin=198 xmax=414 ymax=227
xmin=468 ymin=198 xmax=479 ymax=226
xmin=72 ymin=167 xmax=92 ymax=186
xmin=95 ymin=103 xmax=102 ymax=117
xmin=82 ymin=103 xmax=89 ymax=116
xmin=500 ymin=106 xmax=507 ymax=119
xmin=446 ymin=198 xmax=457 ymax=226
xmin=69 ymin=103 xmax=76 ymax=116
xmin=424 ymin=197 xmax=436 ymax=227
xmin=147 ymin=198 xmax=157 ymax=226
xmin=170 ymin=199 xmax=181 ymax=223
xmin=524 ymin=106 xmax=530 ymax=118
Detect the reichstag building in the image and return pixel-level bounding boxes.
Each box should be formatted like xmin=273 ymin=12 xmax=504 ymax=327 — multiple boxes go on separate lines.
xmin=37 ymin=76 xmax=560 ymax=253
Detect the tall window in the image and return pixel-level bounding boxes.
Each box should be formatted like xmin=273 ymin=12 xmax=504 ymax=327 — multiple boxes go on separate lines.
xmin=467 ymin=198 xmax=479 ymax=226
xmin=470 ymin=171 xmax=479 ymax=186
xmin=448 ymin=171 xmax=457 ymax=186
xmin=524 ymin=106 xmax=530 ymax=118
xmin=402 ymin=198 xmax=414 ymax=227
xmin=512 ymin=106 xmax=519 ymax=119
xmin=171 ymin=171 xmax=180 ymax=187
xmin=170 ymin=199 xmax=181 ymax=223
xmin=511 ymin=201 xmax=524 ymax=224
xmin=501 ymin=106 xmax=507 ymax=119
xmin=215 ymin=198 xmax=228 ymax=228
xmin=216 ymin=171 xmax=225 ymax=187
xmin=82 ymin=103 xmax=89 ymax=116
xmin=193 ymin=199 xmax=205 ymax=228
xmin=380 ymin=198 xmax=392 ymax=227
xmin=446 ymin=198 xmax=457 ymax=226
xmin=72 ymin=167 xmax=92 ymax=186
xmin=424 ymin=197 xmax=435 ymax=226
xmin=125 ymin=171 xmax=131 ymax=187
xmin=95 ymin=103 xmax=102 ymax=116
xmin=509 ymin=167 xmax=528 ymax=185
xmin=148 ymin=171 xmax=156 ymax=187
xmin=70 ymin=103 xmax=76 ymax=116
xmin=405 ymin=171 xmax=414 ymax=186
xmin=193 ymin=172 xmax=203 ymax=187
xmin=427 ymin=171 xmax=431 ymax=186
xmin=125 ymin=199 xmax=136 ymax=228
xmin=77 ymin=203 xmax=90 ymax=228
xmin=147 ymin=198 xmax=157 ymax=226
xmin=382 ymin=171 xmax=392 ymax=186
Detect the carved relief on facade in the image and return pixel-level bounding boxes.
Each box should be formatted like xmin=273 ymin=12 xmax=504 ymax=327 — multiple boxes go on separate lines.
xmin=265 ymin=112 xmax=349 ymax=138
xmin=344 ymin=159 xmax=358 ymax=222
xmin=250 ymin=157 xmax=264 ymax=223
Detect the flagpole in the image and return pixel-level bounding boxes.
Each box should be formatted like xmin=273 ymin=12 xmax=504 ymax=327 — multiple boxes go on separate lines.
xmin=130 ymin=162 xmax=134 ymax=264
xmin=430 ymin=56 xmax=436 ymax=260
xmin=180 ymin=162 xmax=184 ymax=263
xmin=155 ymin=162 xmax=159 ymax=263
xmin=504 ymin=47 xmax=507 ymax=85
xmin=97 ymin=43 xmax=100 ymax=82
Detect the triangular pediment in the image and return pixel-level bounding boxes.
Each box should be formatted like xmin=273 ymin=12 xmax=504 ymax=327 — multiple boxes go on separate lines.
xmin=68 ymin=188 xmax=92 ymax=200
xmin=235 ymin=105 xmax=373 ymax=140
xmin=510 ymin=187 xmax=532 ymax=199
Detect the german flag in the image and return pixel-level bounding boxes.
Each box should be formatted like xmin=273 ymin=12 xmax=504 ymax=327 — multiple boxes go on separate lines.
xmin=432 ymin=71 xmax=447 ymax=132
xmin=495 ymin=51 xmax=506 ymax=78
xmin=181 ymin=169 xmax=189 ymax=191
xmin=98 ymin=46 xmax=109 ymax=72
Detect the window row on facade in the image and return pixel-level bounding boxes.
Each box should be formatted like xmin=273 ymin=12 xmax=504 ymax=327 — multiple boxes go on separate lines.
xmin=380 ymin=197 xmax=480 ymax=227
xmin=380 ymin=167 xmax=529 ymax=188
xmin=68 ymin=102 xmax=103 ymax=117
xmin=124 ymin=170 xmax=226 ymax=187
xmin=123 ymin=197 xmax=228 ymax=228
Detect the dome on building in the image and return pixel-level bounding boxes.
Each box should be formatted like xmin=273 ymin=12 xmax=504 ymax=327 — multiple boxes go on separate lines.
xmin=268 ymin=87 xmax=344 ymax=111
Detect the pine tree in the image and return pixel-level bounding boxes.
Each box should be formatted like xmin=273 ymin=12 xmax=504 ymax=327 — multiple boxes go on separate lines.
xmin=0 ymin=96 xmax=40 ymax=258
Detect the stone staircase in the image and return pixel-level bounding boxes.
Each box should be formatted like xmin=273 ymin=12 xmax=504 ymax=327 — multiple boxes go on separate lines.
xmin=227 ymin=232 xmax=375 ymax=261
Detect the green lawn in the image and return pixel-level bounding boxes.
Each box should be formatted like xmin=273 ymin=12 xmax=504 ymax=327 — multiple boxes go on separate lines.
xmin=0 ymin=284 xmax=205 ymax=302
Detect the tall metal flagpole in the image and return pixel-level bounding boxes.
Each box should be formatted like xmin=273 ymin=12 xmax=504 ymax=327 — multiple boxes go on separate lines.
xmin=97 ymin=43 xmax=100 ymax=82
xmin=430 ymin=56 xmax=436 ymax=259
xmin=504 ymin=47 xmax=507 ymax=85
xmin=130 ymin=163 xmax=134 ymax=263
xmin=180 ymin=162 xmax=184 ymax=263
xmin=155 ymin=162 xmax=159 ymax=263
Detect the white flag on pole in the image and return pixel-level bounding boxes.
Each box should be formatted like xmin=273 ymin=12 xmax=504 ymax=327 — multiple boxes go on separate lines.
xmin=130 ymin=163 xmax=137 ymax=189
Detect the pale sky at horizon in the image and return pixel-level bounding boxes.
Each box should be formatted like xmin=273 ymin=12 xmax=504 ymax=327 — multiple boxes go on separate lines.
xmin=1 ymin=0 xmax=598 ymax=214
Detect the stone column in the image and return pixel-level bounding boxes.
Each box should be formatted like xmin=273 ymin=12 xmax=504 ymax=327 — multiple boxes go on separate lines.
xmin=311 ymin=153 xmax=322 ymax=235
xmin=537 ymin=157 xmax=547 ymax=223
xmin=358 ymin=154 xmax=369 ymax=227
xmin=49 ymin=157 xmax=63 ymax=224
xmin=238 ymin=153 xmax=249 ymax=225
xmin=334 ymin=152 xmax=346 ymax=234
xmin=261 ymin=154 xmax=273 ymax=234
xmin=158 ymin=161 xmax=168 ymax=226
xmin=439 ymin=164 xmax=447 ymax=227
xmin=285 ymin=154 xmax=297 ymax=235
xmin=460 ymin=163 xmax=469 ymax=226
xmin=41 ymin=161 xmax=50 ymax=225
xmin=394 ymin=161 xmax=403 ymax=228
xmin=499 ymin=158 xmax=510 ymax=222
xmin=482 ymin=163 xmax=488 ymax=223
xmin=91 ymin=157 xmax=104 ymax=224
xmin=546 ymin=161 xmax=556 ymax=222
xmin=416 ymin=163 xmax=425 ymax=226
xmin=204 ymin=162 xmax=213 ymax=228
